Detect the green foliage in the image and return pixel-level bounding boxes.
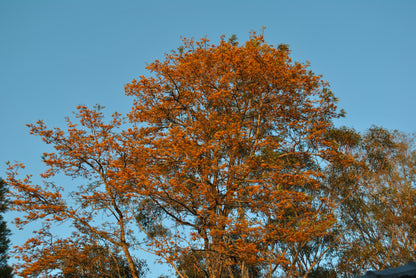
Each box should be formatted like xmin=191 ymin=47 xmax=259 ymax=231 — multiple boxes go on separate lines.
xmin=327 ymin=127 xmax=416 ymax=276
xmin=228 ymin=34 xmax=238 ymax=45
xmin=307 ymin=266 xmax=337 ymax=278
xmin=0 ymin=178 xmax=13 ymax=277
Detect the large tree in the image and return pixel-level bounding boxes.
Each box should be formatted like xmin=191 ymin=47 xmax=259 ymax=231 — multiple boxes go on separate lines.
xmin=7 ymin=32 xmax=348 ymax=277
xmin=124 ymin=32 xmax=346 ymax=277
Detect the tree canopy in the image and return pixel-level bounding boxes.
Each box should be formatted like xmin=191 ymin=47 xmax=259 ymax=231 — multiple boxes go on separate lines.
xmin=6 ymin=32 xmax=416 ymax=278
xmin=328 ymin=127 xmax=416 ymax=277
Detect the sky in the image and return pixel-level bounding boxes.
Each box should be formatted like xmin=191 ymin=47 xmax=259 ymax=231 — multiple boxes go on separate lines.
xmin=1 ymin=0 xmax=415 ymax=276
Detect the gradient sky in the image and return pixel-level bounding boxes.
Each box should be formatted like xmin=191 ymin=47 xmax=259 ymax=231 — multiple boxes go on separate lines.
xmin=1 ymin=0 xmax=415 ymax=276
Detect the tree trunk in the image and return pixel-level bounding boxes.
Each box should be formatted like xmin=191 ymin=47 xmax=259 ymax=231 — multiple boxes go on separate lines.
xmin=121 ymin=240 xmax=140 ymax=278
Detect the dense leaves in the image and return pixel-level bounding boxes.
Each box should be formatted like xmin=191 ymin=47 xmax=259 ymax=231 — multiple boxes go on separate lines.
xmin=5 ymin=32 xmax=416 ymax=278
xmin=123 ymin=32 xmax=345 ymax=277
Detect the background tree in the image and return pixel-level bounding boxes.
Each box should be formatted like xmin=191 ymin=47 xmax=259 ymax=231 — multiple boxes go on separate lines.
xmin=326 ymin=127 xmax=416 ymax=277
xmin=0 ymin=178 xmax=13 ymax=277
xmin=124 ymin=32 xmax=347 ymax=277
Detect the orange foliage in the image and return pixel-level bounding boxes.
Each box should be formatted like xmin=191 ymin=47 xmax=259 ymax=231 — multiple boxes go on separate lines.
xmin=8 ymin=32 xmax=346 ymax=277
xmin=7 ymin=105 xmax=144 ymax=277
xmin=123 ymin=32 xmax=344 ymax=277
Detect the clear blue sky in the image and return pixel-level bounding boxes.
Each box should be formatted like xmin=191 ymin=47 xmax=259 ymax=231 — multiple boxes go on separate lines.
xmin=1 ymin=0 xmax=415 ymax=276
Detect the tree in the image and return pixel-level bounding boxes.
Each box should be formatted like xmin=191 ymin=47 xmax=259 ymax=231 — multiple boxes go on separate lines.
xmin=326 ymin=127 xmax=416 ymax=277
xmin=0 ymin=178 xmax=13 ymax=277
xmin=8 ymin=32 xmax=348 ymax=277
xmin=123 ymin=32 xmax=346 ymax=277
xmin=7 ymin=106 xmax=148 ymax=278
